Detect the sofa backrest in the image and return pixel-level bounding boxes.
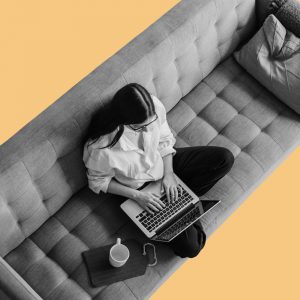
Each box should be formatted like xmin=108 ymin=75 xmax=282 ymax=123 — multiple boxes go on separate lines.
xmin=0 ymin=0 xmax=257 ymax=257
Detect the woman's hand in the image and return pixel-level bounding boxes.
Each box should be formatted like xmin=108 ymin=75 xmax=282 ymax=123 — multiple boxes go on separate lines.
xmin=135 ymin=191 xmax=166 ymax=215
xmin=161 ymin=171 xmax=183 ymax=203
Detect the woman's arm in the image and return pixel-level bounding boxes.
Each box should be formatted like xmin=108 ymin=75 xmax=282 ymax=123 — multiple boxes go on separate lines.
xmin=162 ymin=153 xmax=182 ymax=203
xmin=108 ymin=178 xmax=165 ymax=214
xmin=106 ymin=178 xmax=141 ymax=201
xmin=162 ymin=153 xmax=174 ymax=176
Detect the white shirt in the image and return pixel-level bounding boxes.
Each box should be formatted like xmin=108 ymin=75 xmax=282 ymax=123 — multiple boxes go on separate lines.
xmin=82 ymin=94 xmax=177 ymax=194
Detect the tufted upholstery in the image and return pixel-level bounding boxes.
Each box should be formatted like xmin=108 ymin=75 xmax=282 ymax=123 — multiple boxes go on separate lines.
xmin=167 ymin=55 xmax=300 ymax=237
xmin=3 ymin=53 xmax=300 ymax=300
xmin=1 ymin=0 xmax=300 ymax=299
xmin=0 ymin=0 xmax=257 ymax=258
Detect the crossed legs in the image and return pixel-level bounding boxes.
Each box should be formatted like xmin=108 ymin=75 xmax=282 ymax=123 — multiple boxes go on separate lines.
xmin=167 ymin=146 xmax=235 ymax=258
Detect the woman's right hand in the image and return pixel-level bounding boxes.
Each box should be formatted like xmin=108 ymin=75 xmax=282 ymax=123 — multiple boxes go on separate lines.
xmin=135 ymin=191 xmax=166 ymax=215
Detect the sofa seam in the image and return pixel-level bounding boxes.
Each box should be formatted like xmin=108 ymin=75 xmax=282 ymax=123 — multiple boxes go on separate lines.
xmin=54 ymin=198 xmax=127 ymax=236
xmin=22 ymin=203 xmax=113 ymax=299
xmin=198 ymin=101 xmax=239 ymax=135
xmin=30 ymin=222 xmax=94 ymax=298
xmin=121 ymin=72 xmax=129 ymax=85
xmin=237 ymin=98 xmax=286 ymax=138
xmin=213 ymin=0 xmax=222 ymax=61
xmin=72 ymin=116 xmax=83 ymax=133
xmin=262 ymin=127 xmax=285 ymax=153
xmin=226 ymin=173 xmax=246 ymax=192
xmin=18 ymin=199 xmax=50 ymax=227
xmin=44 ymin=216 xmax=90 ymax=256
xmin=166 ymin=34 xmax=184 ymax=99
xmin=178 ymin=84 xmax=227 ymax=134
xmin=121 ymin=282 xmax=139 ymax=300
xmin=22 ymin=140 xmax=57 ymax=182
xmin=240 ymin=150 xmax=266 ymax=173
xmin=0 ymin=258 xmax=44 ymax=300
xmin=258 ymin=110 xmax=286 ymax=152
xmin=187 ymin=17 xmax=205 ymax=80
xmin=202 ymin=67 xmax=243 ymax=99
xmin=4 ymin=239 xmax=46 ymax=277
xmin=43 ymin=263 xmax=91 ymax=300
xmin=12 ymin=239 xmax=89 ymax=300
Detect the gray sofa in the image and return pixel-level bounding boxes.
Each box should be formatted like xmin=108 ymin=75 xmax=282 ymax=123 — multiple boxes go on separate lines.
xmin=1 ymin=0 xmax=300 ymax=299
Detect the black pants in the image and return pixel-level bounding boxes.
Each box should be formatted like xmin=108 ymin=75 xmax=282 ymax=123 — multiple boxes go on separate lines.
xmin=166 ymin=146 xmax=235 ymax=258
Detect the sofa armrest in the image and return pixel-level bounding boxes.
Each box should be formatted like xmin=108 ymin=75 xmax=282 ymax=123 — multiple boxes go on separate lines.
xmin=0 ymin=257 xmax=42 ymax=300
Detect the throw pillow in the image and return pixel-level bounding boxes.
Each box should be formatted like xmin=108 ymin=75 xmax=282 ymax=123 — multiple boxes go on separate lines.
xmin=233 ymin=14 xmax=300 ymax=115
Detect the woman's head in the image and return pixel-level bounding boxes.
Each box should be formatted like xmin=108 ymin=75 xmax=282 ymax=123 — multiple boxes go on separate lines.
xmin=83 ymin=83 xmax=156 ymax=149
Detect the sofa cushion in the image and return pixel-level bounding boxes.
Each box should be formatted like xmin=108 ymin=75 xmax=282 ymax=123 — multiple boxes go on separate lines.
xmin=4 ymin=54 xmax=300 ymax=299
xmin=3 ymin=187 xmax=182 ymax=300
xmin=233 ymin=14 xmax=300 ymax=115
xmin=163 ymin=54 xmax=300 ymax=236
xmin=0 ymin=133 xmax=89 ymax=257
xmin=120 ymin=0 xmax=257 ymax=113
xmin=0 ymin=0 xmax=257 ymax=258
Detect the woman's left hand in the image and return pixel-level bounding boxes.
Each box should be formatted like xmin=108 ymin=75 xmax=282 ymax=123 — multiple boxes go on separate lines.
xmin=161 ymin=171 xmax=183 ymax=203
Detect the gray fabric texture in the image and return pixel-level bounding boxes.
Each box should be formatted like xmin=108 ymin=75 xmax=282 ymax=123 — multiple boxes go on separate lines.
xmin=0 ymin=0 xmax=257 ymax=258
xmin=1 ymin=0 xmax=300 ymax=299
xmin=233 ymin=14 xmax=300 ymax=115
xmin=275 ymin=0 xmax=300 ymax=37
xmin=255 ymin=0 xmax=300 ymax=37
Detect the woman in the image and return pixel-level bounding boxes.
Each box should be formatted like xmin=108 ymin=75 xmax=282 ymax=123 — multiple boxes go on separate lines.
xmin=82 ymin=82 xmax=235 ymax=258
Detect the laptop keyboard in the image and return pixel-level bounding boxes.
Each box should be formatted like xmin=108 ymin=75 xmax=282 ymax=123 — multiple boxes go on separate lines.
xmin=136 ymin=184 xmax=194 ymax=232
xmin=157 ymin=205 xmax=201 ymax=241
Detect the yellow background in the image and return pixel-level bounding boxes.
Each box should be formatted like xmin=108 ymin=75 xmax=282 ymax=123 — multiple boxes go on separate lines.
xmin=1 ymin=1 xmax=299 ymax=299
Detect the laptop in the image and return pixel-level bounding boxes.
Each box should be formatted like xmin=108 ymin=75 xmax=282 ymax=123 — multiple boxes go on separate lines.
xmin=120 ymin=173 xmax=221 ymax=242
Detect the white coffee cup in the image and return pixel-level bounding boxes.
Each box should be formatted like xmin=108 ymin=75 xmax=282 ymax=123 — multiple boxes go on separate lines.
xmin=109 ymin=238 xmax=130 ymax=267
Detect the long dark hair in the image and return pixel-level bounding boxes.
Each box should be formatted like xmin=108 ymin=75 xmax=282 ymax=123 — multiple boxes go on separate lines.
xmin=83 ymin=83 xmax=156 ymax=150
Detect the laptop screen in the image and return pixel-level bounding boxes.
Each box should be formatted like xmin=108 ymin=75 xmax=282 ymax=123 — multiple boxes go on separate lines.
xmin=198 ymin=200 xmax=220 ymax=216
